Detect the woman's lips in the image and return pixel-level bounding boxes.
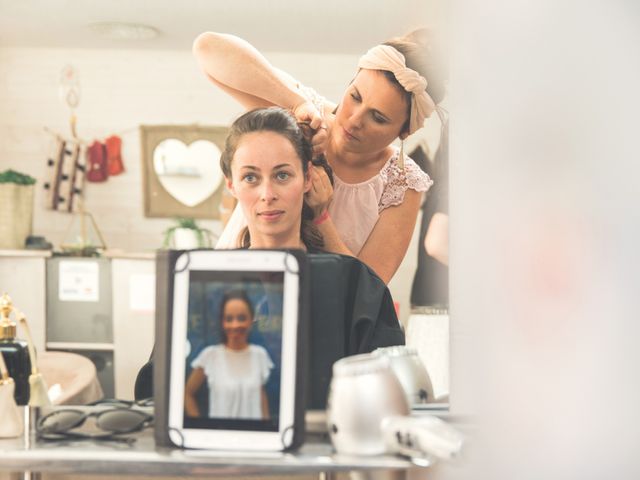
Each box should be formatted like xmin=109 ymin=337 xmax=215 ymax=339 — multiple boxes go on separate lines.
xmin=258 ymin=210 xmax=284 ymax=222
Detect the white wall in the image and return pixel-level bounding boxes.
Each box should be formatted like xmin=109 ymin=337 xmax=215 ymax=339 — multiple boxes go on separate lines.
xmin=0 ymin=46 xmax=429 ymax=322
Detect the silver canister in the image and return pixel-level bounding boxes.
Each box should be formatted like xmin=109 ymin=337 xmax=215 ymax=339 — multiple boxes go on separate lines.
xmin=327 ymin=353 xmax=410 ymax=455
xmin=374 ymin=346 xmax=434 ymax=406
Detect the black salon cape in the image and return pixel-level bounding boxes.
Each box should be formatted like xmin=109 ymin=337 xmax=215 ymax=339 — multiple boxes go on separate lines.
xmin=134 ymin=252 xmax=405 ymax=410
xmin=306 ymin=253 xmax=405 ymax=409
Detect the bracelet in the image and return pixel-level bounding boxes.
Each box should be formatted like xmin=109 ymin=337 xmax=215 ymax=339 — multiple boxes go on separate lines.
xmin=313 ymin=209 xmax=330 ymax=226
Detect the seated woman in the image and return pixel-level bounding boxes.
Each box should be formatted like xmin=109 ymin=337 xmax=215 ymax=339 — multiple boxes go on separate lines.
xmin=184 ymin=289 xmax=274 ymax=419
xmin=134 ymin=108 xmax=404 ymax=405
xmin=215 ymin=107 xmax=404 ymax=408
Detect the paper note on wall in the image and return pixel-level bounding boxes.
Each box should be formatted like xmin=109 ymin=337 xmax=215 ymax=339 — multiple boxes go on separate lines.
xmin=59 ymin=261 xmax=99 ymax=302
xmin=129 ymin=273 xmax=155 ymax=313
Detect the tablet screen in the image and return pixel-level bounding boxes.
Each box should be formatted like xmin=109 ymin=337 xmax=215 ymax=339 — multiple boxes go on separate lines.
xmin=182 ymin=270 xmax=284 ymax=432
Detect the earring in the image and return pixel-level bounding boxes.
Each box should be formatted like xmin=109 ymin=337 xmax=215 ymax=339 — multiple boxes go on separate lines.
xmin=398 ymin=139 xmax=405 ymax=171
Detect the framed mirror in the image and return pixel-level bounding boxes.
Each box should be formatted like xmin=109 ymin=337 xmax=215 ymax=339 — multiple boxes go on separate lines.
xmin=141 ymin=125 xmax=228 ymax=218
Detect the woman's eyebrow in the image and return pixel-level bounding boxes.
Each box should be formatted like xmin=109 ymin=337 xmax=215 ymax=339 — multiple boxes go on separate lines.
xmin=240 ymin=164 xmax=293 ymax=170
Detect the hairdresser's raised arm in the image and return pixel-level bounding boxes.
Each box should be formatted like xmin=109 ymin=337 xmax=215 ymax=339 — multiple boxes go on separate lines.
xmin=193 ymin=32 xmax=323 ymax=130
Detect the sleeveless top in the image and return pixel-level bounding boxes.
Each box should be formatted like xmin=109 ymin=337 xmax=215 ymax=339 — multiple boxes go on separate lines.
xmin=216 ymin=85 xmax=433 ymax=254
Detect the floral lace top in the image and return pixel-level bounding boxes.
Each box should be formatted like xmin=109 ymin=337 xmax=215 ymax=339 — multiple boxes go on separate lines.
xmin=328 ymin=147 xmax=433 ymax=255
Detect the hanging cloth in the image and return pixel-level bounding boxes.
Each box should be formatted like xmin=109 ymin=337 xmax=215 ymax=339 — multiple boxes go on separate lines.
xmin=86 ymin=141 xmax=108 ymax=182
xmin=105 ymin=135 xmax=124 ymax=175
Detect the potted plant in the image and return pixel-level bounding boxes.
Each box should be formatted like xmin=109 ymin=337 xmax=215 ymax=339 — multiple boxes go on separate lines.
xmin=162 ymin=217 xmax=216 ymax=250
xmin=0 ymin=170 xmax=36 ymax=249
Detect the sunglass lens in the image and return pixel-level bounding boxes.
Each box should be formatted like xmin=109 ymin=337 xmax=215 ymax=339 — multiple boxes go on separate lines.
xmin=40 ymin=411 xmax=84 ymax=433
xmin=97 ymin=410 xmax=147 ymax=433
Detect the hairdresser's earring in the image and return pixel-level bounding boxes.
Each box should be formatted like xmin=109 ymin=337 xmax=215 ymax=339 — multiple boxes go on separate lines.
xmin=398 ymin=139 xmax=405 ymax=171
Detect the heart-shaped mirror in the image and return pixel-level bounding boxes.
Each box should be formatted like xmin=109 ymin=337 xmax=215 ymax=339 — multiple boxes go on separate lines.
xmin=153 ymin=139 xmax=223 ymax=207
xmin=141 ymin=124 xmax=228 ymax=219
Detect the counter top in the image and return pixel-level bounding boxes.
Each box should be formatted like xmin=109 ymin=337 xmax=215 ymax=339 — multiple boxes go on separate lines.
xmin=0 ymin=249 xmax=157 ymax=260
xmin=0 ymin=430 xmax=419 ymax=477
xmin=0 ymin=249 xmax=52 ymax=258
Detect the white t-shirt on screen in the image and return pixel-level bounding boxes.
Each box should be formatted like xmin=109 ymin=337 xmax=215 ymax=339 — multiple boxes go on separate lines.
xmin=191 ymin=344 xmax=274 ymax=419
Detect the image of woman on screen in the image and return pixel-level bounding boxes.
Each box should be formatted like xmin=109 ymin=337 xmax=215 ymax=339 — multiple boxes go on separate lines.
xmin=184 ymin=289 xmax=274 ymax=419
xmin=218 ymin=106 xmax=327 ymax=252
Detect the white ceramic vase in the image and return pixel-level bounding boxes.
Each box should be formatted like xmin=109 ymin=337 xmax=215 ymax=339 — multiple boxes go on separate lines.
xmin=171 ymin=228 xmax=200 ymax=250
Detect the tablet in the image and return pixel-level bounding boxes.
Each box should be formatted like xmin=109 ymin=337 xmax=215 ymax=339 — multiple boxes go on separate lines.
xmin=164 ymin=249 xmax=307 ymax=451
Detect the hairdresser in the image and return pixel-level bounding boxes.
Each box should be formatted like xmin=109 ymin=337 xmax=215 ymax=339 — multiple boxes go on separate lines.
xmin=193 ymin=29 xmax=446 ymax=284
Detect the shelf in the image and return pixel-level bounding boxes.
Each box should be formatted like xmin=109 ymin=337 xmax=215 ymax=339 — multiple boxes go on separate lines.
xmin=0 ymin=249 xmax=52 ymax=258
xmin=46 ymin=342 xmax=114 ymax=351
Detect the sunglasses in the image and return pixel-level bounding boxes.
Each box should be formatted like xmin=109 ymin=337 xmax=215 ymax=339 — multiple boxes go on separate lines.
xmin=37 ymin=402 xmax=153 ymax=443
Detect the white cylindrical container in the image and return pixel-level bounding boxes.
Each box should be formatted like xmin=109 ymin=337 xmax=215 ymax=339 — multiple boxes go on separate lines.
xmin=327 ymin=353 xmax=410 ymax=455
xmin=374 ymin=346 xmax=435 ymax=406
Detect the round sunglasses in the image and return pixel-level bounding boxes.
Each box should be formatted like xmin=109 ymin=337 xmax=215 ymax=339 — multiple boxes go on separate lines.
xmin=37 ymin=407 xmax=153 ymax=443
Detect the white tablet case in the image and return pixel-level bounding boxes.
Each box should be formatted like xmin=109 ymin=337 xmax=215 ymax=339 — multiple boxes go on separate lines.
xmin=153 ymin=249 xmax=308 ymax=451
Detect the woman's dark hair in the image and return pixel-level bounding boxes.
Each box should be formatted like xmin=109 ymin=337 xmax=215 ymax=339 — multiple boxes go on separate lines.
xmin=220 ymin=107 xmax=327 ymax=251
xmin=382 ymin=28 xmax=447 ymax=135
xmin=219 ymin=289 xmax=254 ymax=344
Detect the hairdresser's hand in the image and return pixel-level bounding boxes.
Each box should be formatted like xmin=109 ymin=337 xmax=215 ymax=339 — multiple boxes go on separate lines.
xmin=310 ymin=124 xmax=329 ymax=157
xmin=293 ymin=100 xmax=328 ymax=157
xmin=293 ymin=99 xmax=322 ymax=128
xmin=306 ymin=165 xmax=333 ymax=218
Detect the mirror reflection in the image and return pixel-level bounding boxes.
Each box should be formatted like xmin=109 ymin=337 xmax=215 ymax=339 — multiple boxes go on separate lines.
xmin=0 ymin=4 xmax=449 ymax=414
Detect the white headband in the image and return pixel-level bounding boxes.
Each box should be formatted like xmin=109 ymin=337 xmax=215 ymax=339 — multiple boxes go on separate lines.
xmin=358 ymin=45 xmax=436 ymax=135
